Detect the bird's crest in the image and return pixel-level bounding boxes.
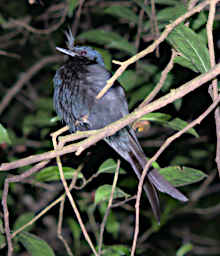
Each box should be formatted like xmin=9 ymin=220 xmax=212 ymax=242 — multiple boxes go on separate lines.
xmin=65 ymin=27 xmax=75 ymax=51
xmin=56 ymin=28 xmax=105 ymax=66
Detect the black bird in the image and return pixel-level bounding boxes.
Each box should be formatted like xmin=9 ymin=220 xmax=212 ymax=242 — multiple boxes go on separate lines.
xmin=53 ymin=30 xmax=188 ymax=221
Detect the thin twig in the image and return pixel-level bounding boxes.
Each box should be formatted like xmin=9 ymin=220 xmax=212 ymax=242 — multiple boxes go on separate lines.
xmin=57 ymin=164 xmax=82 ymax=256
xmin=138 ymin=49 xmax=177 ymax=108
xmin=5 ymin=2 xmax=68 ymax=35
xmin=72 ymin=0 xmax=85 ymax=36
xmin=0 ymin=50 xmax=20 ymax=59
xmin=98 ymin=160 xmax=120 ymax=255
xmin=135 ymin=0 xmax=147 ymax=51
xmin=150 ymin=0 xmax=160 ymax=57
xmin=111 ymin=195 xmax=136 ymax=208
xmin=206 ymin=0 xmax=220 ymax=175
xmin=57 ymin=198 xmax=73 ymax=256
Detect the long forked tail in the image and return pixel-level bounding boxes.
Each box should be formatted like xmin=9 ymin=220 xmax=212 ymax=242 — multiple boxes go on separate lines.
xmin=105 ymin=128 xmax=188 ymax=222
xmin=127 ymin=129 xmax=188 ymax=202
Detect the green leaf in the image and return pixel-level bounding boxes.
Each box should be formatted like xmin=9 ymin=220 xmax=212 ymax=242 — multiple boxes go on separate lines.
xmin=95 ymin=185 xmax=130 ymax=204
xmin=35 ymin=98 xmax=53 ymax=112
xmin=49 ymin=116 xmax=60 ymax=123
xmin=0 ymin=218 xmax=4 ymax=234
xmin=176 ymin=243 xmax=193 ymax=256
xmin=167 ymin=23 xmax=210 ymax=73
xmin=0 ymin=14 xmax=6 ymax=25
xmin=18 ymin=232 xmax=55 ymax=256
xmin=93 ymin=47 xmax=112 ymax=70
xmin=68 ymin=0 xmax=78 ymax=17
xmin=128 ymin=83 xmax=154 ymax=108
xmin=67 ymin=218 xmax=81 ymax=241
xmin=157 ymin=4 xmax=187 ymax=22
xmin=118 ymin=70 xmax=138 ymax=92
xmin=99 ymin=204 xmax=119 ymax=238
xmin=78 ymin=29 xmax=136 ymax=55
xmin=98 ymin=159 xmax=126 ymax=174
xmin=35 ymin=166 xmax=84 ymax=182
xmin=100 ymin=244 xmax=130 ymax=256
xmin=173 ymin=98 xmax=182 ymax=111
xmin=104 ymin=6 xmax=139 ymax=24
xmin=154 ymin=73 xmax=174 ymax=92
xmin=23 ymin=110 xmax=54 ymax=135
xmin=13 ymin=213 xmax=35 ymax=233
xmin=191 ymin=11 xmax=207 ymax=30
xmin=173 ymin=56 xmax=199 ymax=73
xmin=140 ymin=112 xmax=171 ymax=123
xmin=159 ymin=166 xmax=207 ymax=187
xmin=0 ymin=123 xmax=11 ymax=144
xmin=0 ymin=233 xmax=5 ymax=249
xmin=164 ymin=118 xmax=199 ymax=137
xmin=154 ymin=0 xmax=180 ymax=4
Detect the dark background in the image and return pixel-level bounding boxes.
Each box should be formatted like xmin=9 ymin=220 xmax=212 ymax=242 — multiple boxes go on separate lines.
xmin=0 ymin=0 xmax=220 ymax=255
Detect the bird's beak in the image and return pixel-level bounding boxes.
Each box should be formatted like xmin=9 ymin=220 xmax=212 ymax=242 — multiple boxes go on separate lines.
xmin=56 ymin=47 xmax=77 ymax=57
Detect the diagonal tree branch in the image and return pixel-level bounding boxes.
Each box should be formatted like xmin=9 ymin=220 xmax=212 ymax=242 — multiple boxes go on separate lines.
xmin=1 ymin=62 xmax=220 ymax=171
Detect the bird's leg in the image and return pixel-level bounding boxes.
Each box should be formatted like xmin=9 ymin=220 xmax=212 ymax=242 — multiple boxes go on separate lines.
xmin=50 ymin=115 xmax=96 ymax=150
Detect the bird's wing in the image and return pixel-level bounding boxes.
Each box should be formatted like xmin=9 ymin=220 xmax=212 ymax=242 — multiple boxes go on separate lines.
xmin=84 ymin=64 xmax=130 ymax=129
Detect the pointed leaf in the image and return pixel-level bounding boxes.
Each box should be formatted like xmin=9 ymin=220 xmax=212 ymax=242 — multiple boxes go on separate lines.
xmin=173 ymin=98 xmax=182 ymax=111
xmin=100 ymin=244 xmax=130 ymax=256
xmin=128 ymin=83 xmax=154 ymax=108
xmin=104 ymin=6 xmax=139 ymax=24
xmin=18 ymin=232 xmax=55 ymax=256
xmin=95 ymin=185 xmax=129 ymax=204
xmin=78 ymin=29 xmax=136 ymax=55
xmin=164 ymin=118 xmax=199 ymax=137
xmin=191 ymin=11 xmax=207 ymax=30
xmin=140 ymin=112 xmax=171 ymax=123
xmin=173 ymin=56 xmax=199 ymax=73
xmin=0 ymin=218 xmax=4 ymax=234
xmin=0 ymin=234 xmax=5 ymax=249
xmin=157 ymin=4 xmax=187 ymax=22
xmin=159 ymin=166 xmax=207 ymax=187
xmin=35 ymin=166 xmax=84 ymax=182
xmin=118 ymin=70 xmax=138 ymax=92
xmin=134 ymin=0 xmax=178 ymax=7
xmin=67 ymin=218 xmax=81 ymax=241
xmin=50 ymin=116 xmax=60 ymax=123
xmin=176 ymin=243 xmax=193 ymax=256
xmin=98 ymin=159 xmax=126 ymax=174
xmin=13 ymin=213 xmax=35 ymax=232
xmin=68 ymin=0 xmax=78 ymax=17
xmin=0 ymin=124 xmax=11 ymax=144
xmin=167 ymin=24 xmax=210 ymax=73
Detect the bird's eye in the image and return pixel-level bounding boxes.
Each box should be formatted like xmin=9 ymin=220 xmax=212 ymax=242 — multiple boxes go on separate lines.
xmin=80 ymin=50 xmax=87 ymax=56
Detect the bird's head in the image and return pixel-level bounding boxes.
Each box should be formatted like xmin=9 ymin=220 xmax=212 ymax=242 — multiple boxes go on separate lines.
xmin=56 ymin=28 xmax=104 ymax=66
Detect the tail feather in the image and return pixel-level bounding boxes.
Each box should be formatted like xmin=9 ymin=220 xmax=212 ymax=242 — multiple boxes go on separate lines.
xmin=128 ymin=152 xmax=160 ymax=222
xmin=105 ymin=132 xmax=161 ymax=221
xmin=128 ymin=129 xmax=188 ymax=202
xmin=148 ymin=170 xmax=188 ymax=202
xmin=104 ymin=127 xmax=188 ymax=222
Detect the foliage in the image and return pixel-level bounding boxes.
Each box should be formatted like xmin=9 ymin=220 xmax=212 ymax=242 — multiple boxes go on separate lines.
xmin=0 ymin=0 xmax=219 ymax=255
